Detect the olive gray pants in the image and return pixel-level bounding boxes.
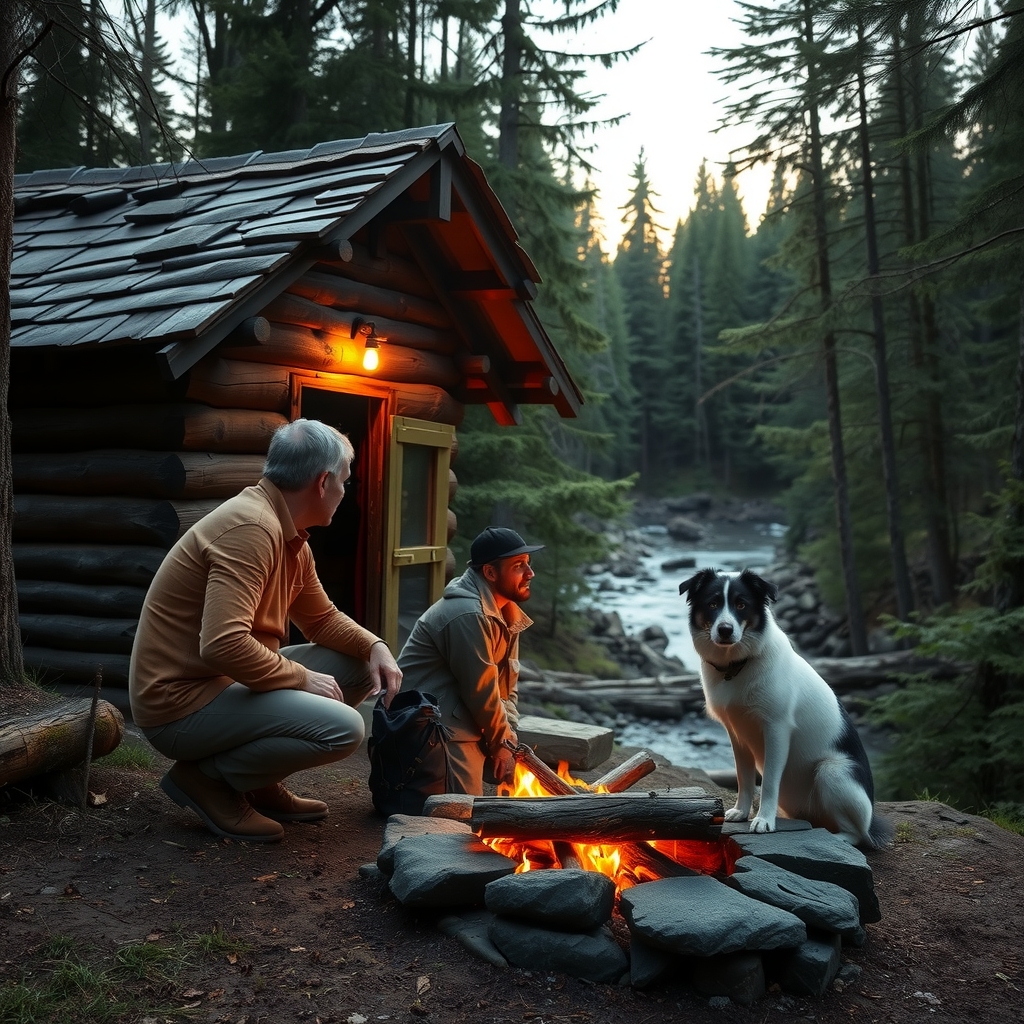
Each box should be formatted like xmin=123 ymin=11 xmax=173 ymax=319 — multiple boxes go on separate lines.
xmin=141 ymin=644 xmax=374 ymax=793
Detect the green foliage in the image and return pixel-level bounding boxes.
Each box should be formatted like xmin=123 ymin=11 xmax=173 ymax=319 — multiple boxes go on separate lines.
xmin=870 ymin=477 xmax=1024 ymax=808
xmin=0 ymin=927 xmax=247 ymax=1024
xmin=94 ymin=738 xmax=156 ymax=771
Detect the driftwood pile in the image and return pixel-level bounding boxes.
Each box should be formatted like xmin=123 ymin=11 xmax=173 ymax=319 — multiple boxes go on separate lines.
xmin=517 ymin=649 xmax=959 ymax=721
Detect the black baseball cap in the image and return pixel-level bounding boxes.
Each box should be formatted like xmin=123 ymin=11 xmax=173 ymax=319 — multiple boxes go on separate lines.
xmin=468 ymin=527 xmax=545 ymax=567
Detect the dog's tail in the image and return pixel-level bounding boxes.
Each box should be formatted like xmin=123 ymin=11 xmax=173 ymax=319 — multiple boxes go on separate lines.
xmin=867 ymin=810 xmax=895 ymax=850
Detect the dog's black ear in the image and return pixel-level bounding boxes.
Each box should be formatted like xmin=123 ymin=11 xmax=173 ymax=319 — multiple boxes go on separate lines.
xmin=679 ymin=567 xmax=718 ymax=599
xmin=740 ymin=569 xmax=779 ymax=604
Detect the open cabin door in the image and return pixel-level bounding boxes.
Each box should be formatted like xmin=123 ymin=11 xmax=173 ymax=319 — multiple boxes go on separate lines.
xmin=294 ymin=381 xmax=389 ymax=636
xmin=383 ymin=416 xmax=454 ymax=651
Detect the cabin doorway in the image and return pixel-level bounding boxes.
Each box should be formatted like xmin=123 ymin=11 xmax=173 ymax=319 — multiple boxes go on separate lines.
xmin=295 ymin=385 xmax=388 ymax=636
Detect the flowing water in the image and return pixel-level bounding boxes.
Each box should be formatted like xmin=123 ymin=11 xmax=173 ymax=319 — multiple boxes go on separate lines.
xmin=582 ymin=520 xmax=785 ymax=772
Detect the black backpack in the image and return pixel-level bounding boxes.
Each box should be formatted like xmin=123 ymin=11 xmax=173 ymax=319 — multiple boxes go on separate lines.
xmin=367 ymin=690 xmax=453 ymax=816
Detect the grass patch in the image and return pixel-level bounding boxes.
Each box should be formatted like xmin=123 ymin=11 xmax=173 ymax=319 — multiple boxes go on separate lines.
xmin=981 ymin=802 xmax=1024 ymax=836
xmin=94 ymin=739 xmax=157 ymax=771
xmin=0 ymin=928 xmax=250 ymax=1024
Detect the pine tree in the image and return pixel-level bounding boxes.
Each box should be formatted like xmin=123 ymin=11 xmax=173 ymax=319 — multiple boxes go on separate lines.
xmin=615 ymin=151 xmax=668 ymax=486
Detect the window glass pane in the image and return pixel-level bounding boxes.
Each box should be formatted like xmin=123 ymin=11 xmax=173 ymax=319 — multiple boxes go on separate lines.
xmin=397 ymin=564 xmax=432 ymax=650
xmin=400 ymin=445 xmax=434 ymax=547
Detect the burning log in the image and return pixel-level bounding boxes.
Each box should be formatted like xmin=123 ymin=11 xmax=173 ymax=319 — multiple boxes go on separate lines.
xmin=511 ymin=744 xmax=580 ymax=795
xmin=470 ymin=794 xmax=724 ymax=843
xmin=591 ymin=750 xmax=657 ymax=793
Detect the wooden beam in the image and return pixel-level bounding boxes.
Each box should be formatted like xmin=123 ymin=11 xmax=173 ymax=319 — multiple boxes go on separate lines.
xmin=221 ymin=323 xmax=461 ymax=388
xmin=261 ymin=292 xmax=458 ymax=354
xmin=13 ymin=543 xmax=167 ymax=586
xmin=288 ymin=270 xmax=452 ymax=329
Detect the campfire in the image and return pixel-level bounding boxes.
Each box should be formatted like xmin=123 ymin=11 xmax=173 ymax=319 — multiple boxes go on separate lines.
xmin=480 ymin=746 xmax=739 ymax=890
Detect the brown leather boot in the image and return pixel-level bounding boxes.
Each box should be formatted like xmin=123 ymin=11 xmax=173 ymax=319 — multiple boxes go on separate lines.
xmin=160 ymin=761 xmax=284 ymax=842
xmin=245 ymin=782 xmax=329 ymax=822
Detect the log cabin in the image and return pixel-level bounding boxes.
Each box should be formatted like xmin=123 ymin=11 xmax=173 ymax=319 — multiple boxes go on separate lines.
xmin=9 ymin=123 xmax=583 ymax=691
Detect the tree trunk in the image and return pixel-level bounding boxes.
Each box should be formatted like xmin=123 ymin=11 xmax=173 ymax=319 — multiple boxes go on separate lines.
xmin=498 ymin=0 xmax=522 ymax=170
xmin=855 ymin=21 xmax=914 ymax=622
xmin=803 ymin=0 xmax=868 ymax=655
xmin=0 ymin=1 xmax=25 ymax=686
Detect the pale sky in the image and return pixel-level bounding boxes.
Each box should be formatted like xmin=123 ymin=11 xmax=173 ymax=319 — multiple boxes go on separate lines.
xmin=568 ymin=0 xmax=772 ymax=252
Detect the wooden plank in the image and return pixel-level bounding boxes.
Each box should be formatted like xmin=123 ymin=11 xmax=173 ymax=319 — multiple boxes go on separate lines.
xmin=186 ymin=358 xmax=290 ymax=412
xmin=13 ymin=543 xmax=166 ymax=585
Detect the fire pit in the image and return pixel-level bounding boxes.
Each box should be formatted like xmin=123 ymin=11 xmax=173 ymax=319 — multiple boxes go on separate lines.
xmin=370 ymin=748 xmax=878 ymax=1003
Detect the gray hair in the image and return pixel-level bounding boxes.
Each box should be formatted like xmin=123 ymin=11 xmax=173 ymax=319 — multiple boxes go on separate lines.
xmin=262 ymin=418 xmax=354 ymax=490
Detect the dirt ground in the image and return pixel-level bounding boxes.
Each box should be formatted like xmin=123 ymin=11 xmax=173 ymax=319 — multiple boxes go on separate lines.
xmin=2 ymin=729 xmax=1023 ymax=1024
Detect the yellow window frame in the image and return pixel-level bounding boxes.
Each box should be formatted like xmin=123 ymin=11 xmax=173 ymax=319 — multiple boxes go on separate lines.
xmin=382 ymin=415 xmax=455 ymax=649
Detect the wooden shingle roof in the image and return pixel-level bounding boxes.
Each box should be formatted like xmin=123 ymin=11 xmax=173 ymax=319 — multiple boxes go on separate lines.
xmin=11 ymin=124 xmax=582 ymax=420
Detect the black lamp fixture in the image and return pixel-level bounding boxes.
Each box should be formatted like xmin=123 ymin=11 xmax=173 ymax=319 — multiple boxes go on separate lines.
xmin=350 ymin=317 xmax=381 ymax=371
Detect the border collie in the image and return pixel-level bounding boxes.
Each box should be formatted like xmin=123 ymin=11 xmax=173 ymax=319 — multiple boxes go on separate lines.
xmin=678 ymin=567 xmax=892 ymax=850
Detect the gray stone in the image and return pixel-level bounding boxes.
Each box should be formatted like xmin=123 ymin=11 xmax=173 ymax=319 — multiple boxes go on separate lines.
xmin=620 ymin=876 xmax=806 ymax=957
xmin=377 ymin=813 xmax=473 ymax=875
xmin=722 ymin=818 xmax=812 ymax=837
xmin=488 ymin=917 xmax=628 ymax=984
xmin=437 ymin=909 xmax=508 ymax=968
xmin=772 ymin=931 xmax=841 ymax=997
xmin=726 ymin=855 xmax=861 ymax=937
xmin=707 ymin=996 xmax=731 ymax=1009
xmin=629 ymin=936 xmax=677 ymax=989
xmin=667 ymin=515 xmax=704 ymax=542
xmin=485 ymin=869 xmax=615 ymax=931
xmin=389 ymin=834 xmax=517 ymax=908
xmin=358 ymin=863 xmax=385 ymax=882
xmin=422 ymin=793 xmax=475 ymax=820
xmin=729 ymin=828 xmax=880 ymax=923
xmin=515 ymin=715 xmax=614 ymax=771
xmin=690 ymin=952 xmax=766 ymax=1007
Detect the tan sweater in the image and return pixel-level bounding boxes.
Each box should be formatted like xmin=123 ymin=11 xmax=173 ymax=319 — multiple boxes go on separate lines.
xmin=129 ymin=478 xmax=380 ymax=728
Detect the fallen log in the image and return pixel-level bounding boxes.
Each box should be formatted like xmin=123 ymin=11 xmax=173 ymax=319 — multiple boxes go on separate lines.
xmin=470 ymin=794 xmax=724 ymax=843
xmin=591 ymin=750 xmax=657 ymax=793
xmin=0 ymin=698 xmax=124 ymax=788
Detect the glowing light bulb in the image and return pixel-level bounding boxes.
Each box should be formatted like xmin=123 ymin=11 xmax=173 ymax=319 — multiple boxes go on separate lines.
xmin=362 ymin=344 xmax=379 ymax=371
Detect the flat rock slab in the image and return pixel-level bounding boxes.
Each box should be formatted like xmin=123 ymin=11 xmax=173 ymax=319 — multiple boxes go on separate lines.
xmin=389 ymin=834 xmax=517 ymax=908
xmin=377 ymin=813 xmax=473 ymax=875
xmin=629 ymin=936 xmax=677 ymax=990
xmin=729 ymin=828 xmax=880 ymax=923
xmin=620 ymin=876 xmax=807 ymax=957
xmin=727 ymin=856 xmax=862 ymax=936
xmin=422 ymin=793 xmax=475 ymax=820
xmin=485 ymin=868 xmax=615 ymax=931
xmin=516 ymin=714 xmax=614 ymax=771
xmin=437 ymin=909 xmax=508 ymax=968
xmin=488 ymin=917 xmax=628 ymax=984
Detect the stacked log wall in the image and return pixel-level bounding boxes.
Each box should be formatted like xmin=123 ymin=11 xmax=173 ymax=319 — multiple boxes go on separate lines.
xmin=11 ymin=258 xmax=467 ymax=687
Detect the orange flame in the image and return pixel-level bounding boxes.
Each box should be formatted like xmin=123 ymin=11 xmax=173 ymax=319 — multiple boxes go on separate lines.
xmin=480 ymin=761 xmax=734 ymax=892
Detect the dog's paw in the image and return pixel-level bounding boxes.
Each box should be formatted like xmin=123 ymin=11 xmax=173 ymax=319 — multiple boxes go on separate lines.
xmin=749 ymin=815 xmax=777 ymax=834
xmin=724 ymin=807 xmax=751 ymax=822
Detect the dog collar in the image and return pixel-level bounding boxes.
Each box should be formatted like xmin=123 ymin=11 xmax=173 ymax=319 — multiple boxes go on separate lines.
xmin=704 ymin=657 xmax=748 ymax=680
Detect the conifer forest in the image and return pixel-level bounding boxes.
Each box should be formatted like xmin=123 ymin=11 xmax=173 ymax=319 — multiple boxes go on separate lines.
xmin=4 ymin=1 xmax=1024 ymax=809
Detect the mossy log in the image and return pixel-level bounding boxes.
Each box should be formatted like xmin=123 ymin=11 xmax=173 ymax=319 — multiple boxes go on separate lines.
xmin=0 ymin=699 xmax=124 ymax=789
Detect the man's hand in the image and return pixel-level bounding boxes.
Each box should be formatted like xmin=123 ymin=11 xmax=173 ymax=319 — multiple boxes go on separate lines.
xmin=491 ymin=745 xmax=516 ymax=785
xmin=303 ymin=670 xmax=343 ymax=701
xmin=368 ymin=641 xmax=402 ymax=708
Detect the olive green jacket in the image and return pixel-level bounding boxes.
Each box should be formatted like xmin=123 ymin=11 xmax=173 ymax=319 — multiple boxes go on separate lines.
xmin=396 ymin=567 xmax=530 ymax=754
